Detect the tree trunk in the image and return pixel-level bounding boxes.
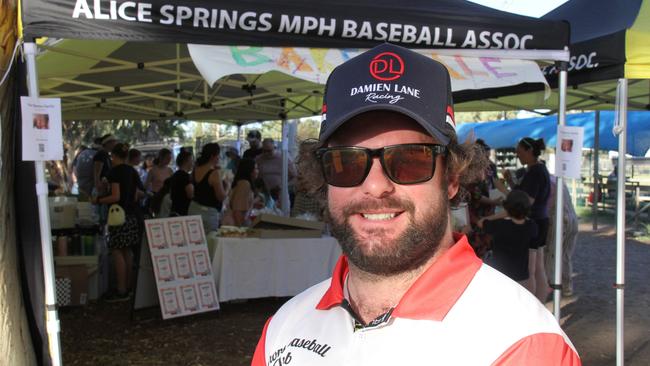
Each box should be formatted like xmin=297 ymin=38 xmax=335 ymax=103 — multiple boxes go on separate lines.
xmin=0 ymin=1 xmax=38 ymax=364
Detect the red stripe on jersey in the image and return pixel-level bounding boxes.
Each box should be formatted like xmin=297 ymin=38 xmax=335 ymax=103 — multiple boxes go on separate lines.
xmin=316 ymin=234 xmax=481 ymax=321
xmin=393 ymin=234 xmax=481 ymax=320
xmin=316 ymin=256 xmax=349 ymax=310
xmin=491 ymin=332 xmax=581 ymax=366
xmin=251 ymin=317 xmax=273 ymax=366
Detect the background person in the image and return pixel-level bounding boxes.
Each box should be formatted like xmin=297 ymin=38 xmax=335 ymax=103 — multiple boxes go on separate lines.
xmin=188 ymin=143 xmax=227 ymax=232
xmin=73 ymin=137 xmax=101 ymax=199
xmin=169 ymin=150 xmax=194 ymax=216
xmin=128 ymin=148 xmax=142 ymax=167
xmin=145 ymin=148 xmax=173 ymax=194
xmin=255 ymin=138 xmax=296 ymax=207
xmin=138 ymin=153 xmax=155 ymax=184
xmin=292 ymin=139 xmax=322 ymax=219
xmin=92 ymin=143 xmax=142 ymax=302
xmin=503 ymin=137 xmax=552 ymax=302
xmin=93 ymin=134 xmax=117 ymax=197
xmin=479 ymin=190 xmax=538 ymax=292
xmin=222 ymin=158 xmax=258 ymax=227
xmin=243 ymin=130 xmax=263 ymax=160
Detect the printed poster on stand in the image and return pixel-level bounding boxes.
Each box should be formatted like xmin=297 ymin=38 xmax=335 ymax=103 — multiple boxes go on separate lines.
xmin=20 ymin=97 xmax=64 ymax=161
xmin=555 ymin=125 xmax=584 ymax=179
xmin=144 ymin=216 xmax=219 ymax=319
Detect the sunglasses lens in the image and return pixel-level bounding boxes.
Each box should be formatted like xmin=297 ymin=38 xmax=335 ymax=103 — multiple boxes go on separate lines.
xmin=384 ymin=145 xmax=435 ymax=184
xmin=321 ymin=149 xmax=369 ymax=187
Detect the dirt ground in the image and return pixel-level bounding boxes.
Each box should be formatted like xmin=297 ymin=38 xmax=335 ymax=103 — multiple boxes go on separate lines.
xmin=60 ymin=219 xmax=650 ymax=365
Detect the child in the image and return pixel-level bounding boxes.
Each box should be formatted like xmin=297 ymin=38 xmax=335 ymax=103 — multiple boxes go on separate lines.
xmin=478 ymin=190 xmax=538 ymax=291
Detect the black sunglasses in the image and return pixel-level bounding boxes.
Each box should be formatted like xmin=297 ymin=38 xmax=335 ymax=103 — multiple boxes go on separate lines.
xmin=315 ymin=143 xmax=447 ymax=187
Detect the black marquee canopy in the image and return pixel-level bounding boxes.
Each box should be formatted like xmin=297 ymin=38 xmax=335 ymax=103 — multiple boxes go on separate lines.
xmin=23 ymin=0 xmax=569 ymax=51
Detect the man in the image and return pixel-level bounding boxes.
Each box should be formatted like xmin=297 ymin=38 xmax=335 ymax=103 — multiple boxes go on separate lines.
xmin=243 ymin=130 xmax=263 ymax=160
xmin=252 ymin=44 xmax=580 ymax=365
xmin=93 ymin=134 xmax=118 ymax=196
xmin=255 ymin=138 xmax=296 ymax=195
xmin=73 ymin=137 xmax=101 ymax=199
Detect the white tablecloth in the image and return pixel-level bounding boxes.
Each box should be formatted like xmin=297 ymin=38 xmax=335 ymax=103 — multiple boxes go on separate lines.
xmin=211 ymin=236 xmax=341 ymax=302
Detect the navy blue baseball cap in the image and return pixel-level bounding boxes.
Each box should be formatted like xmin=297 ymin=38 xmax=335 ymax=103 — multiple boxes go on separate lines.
xmin=319 ymin=43 xmax=456 ymax=145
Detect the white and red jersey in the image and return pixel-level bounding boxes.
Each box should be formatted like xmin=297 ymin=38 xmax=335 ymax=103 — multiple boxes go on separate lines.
xmin=252 ymin=235 xmax=580 ymax=366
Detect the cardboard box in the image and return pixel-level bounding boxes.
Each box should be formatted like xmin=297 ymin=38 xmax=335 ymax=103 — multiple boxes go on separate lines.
xmin=55 ymin=265 xmax=89 ymax=306
xmin=251 ymin=214 xmax=324 ymax=238
xmin=55 ymin=255 xmax=104 ymax=303
xmin=50 ymin=204 xmax=76 ymax=229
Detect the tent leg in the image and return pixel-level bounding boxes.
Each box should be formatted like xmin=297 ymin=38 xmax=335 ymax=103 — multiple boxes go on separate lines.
xmin=593 ymin=111 xmax=600 ymax=230
xmin=24 ymin=42 xmax=63 ymax=366
xmin=553 ymin=64 xmax=568 ymax=321
xmin=280 ymin=120 xmax=291 ymax=216
xmin=615 ymin=78 xmax=628 ymax=366
xmin=235 ymin=123 xmax=242 ymax=154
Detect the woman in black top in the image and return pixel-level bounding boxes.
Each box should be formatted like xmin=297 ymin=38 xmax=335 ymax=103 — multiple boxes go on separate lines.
xmin=187 ymin=143 xmax=227 ymax=232
xmin=503 ymin=137 xmax=551 ymax=302
xmin=170 ymin=150 xmax=194 ymax=216
xmin=93 ymin=143 xmax=142 ymax=301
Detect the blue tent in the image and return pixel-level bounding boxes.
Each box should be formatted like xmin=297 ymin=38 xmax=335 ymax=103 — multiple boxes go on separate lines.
xmin=456 ymin=111 xmax=650 ymax=156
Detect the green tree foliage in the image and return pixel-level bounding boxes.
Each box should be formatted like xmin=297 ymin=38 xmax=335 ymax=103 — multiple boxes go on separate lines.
xmin=455 ymin=111 xmax=518 ymax=124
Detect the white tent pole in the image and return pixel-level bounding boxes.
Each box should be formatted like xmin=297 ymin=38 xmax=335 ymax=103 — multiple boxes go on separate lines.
xmin=235 ymin=124 xmax=242 ymax=153
xmin=615 ymin=78 xmax=628 ymax=366
xmin=593 ymin=111 xmax=600 ymax=230
xmin=24 ymin=42 xmax=63 ymax=366
xmin=176 ymin=44 xmax=182 ymax=114
xmin=280 ymin=119 xmax=290 ymax=216
xmin=553 ymin=63 xmax=567 ymax=320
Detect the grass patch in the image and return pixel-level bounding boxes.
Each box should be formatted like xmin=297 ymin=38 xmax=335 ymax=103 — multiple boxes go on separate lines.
xmin=576 ymin=206 xmax=617 ymax=226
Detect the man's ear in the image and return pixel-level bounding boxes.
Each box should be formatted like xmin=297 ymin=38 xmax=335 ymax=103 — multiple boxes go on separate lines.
xmin=447 ymin=173 xmax=460 ymax=200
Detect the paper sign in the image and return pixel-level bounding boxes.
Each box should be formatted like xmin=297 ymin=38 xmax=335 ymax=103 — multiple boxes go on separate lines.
xmin=197 ymin=282 xmax=219 ymax=310
xmin=180 ymin=285 xmax=199 ymax=312
xmin=192 ymin=250 xmax=211 ymax=276
xmin=20 ymin=97 xmax=64 ymax=161
xmin=168 ymin=220 xmax=187 ymax=247
xmin=145 ymin=216 xmax=219 ymax=319
xmin=555 ymin=125 xmax=584 ymax=179
xmin=161 ymin=288 xmax=180 ymax=316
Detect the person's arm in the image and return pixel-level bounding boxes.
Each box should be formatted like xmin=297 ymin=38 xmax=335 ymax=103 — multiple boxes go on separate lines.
xmin=185 ymin=183 xmax=194 ymax=200
xmin=144 ymin=167 xmax=154 ymax=191
xmin=493 ymin=178 xmax=510 ymax=195
xmin=502 ymin=169 xmax=516 ymax=188
xmin=95 ymin=183 xmax=120 ymax=205
xmin=209 ymin=169 xmax=227 ymax=202
xmin=230 ymin=181 xmax=253 ymax=226
xmin=93 ymin=161 xmax=104 ymax=191
xmin=478 ymin=211 xmax=508 ymax=228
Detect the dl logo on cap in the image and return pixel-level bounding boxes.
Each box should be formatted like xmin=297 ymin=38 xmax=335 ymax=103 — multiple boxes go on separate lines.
xmin=369 ymin=52 xmax=404 ymax=81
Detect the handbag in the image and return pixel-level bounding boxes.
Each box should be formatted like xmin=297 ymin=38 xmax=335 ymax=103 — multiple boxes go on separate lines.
xmin=107 ymin=204 xmax=126 ymax=226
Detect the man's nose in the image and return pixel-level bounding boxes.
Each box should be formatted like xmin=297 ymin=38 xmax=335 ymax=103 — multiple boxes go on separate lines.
xmin=360 ymin=157 xmax=395 ymax=198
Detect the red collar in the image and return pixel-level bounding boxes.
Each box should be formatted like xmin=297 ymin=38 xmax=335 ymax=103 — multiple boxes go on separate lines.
xmin=316 ymin=234 xmax=482 ymax=321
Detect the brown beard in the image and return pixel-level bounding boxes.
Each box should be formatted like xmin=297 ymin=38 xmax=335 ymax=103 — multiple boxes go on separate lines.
xmin=328 ymin=182 xmax=449 ymax=276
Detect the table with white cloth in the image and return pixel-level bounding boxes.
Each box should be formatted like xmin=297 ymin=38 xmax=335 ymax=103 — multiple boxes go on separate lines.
xmin=210 ymin=236 xmax=341 ymax=302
